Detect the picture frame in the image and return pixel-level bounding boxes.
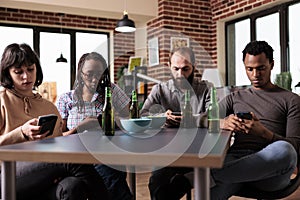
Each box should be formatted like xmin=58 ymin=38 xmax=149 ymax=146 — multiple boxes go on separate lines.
xmin=148 ymin=37 xmax=159 ymax=66
xmin=170 ymin=37 xmax=189 ymax=51
xmin=128 ymin=56 xmax=143 ymax=74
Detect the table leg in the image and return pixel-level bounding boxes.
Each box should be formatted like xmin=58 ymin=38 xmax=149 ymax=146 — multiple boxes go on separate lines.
xmin=1 ymin=161 xmax=16 ymax=200
xmin=194 ymin=167 xmax=210 ymax=200
xmin=128 ymin=166 xmax=136 ymax=200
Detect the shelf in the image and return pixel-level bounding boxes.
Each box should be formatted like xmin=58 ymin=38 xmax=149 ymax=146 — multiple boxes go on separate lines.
xmin=123 ymin=66 xmax=148 ymax=102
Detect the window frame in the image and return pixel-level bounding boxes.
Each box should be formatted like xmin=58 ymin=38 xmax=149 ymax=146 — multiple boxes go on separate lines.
xmin=225 ymin=0 xmax=300 ymax=86
xmin=0 ymin=23 xmax=110 ymax=89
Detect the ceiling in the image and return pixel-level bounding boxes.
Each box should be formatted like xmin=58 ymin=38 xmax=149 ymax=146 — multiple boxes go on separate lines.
xmin=1 ymin=0 xmax=158 ymax=26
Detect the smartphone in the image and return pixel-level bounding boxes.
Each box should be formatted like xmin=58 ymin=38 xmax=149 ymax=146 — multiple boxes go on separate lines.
xmin=171 ymin=112 xmax=182 ymax=116
xmin=236 ymin=112 xmax=252 ymax=120
xmin=38 ymin=114 xmax=58 ymax=136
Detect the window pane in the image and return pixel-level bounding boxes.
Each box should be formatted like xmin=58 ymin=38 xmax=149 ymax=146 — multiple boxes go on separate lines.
xmin=289 ymin=3 xmax=300 ymax=94
xmin=40 ymin=32 xmax=71 ymax=101
xmin=256 ymin=13 xmax=281 ymax=83
xmin=235 ymin=19 xmax=251 ymax=86
xmin=76 ymin=32 xmax=108 ymax=73
xmin=0 ymin=26 xmax=33 ymax=54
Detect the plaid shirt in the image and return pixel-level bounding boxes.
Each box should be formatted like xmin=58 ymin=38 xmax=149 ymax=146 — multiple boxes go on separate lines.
xmin=56 ymin=83 xmax=130 ymax=130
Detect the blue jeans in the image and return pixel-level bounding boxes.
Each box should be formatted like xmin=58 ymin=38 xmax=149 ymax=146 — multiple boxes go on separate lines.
xmin=210 ymin=140 xmax=297 ymax=199
xmin=94 ymin=164 xmax=133 ymax=200
xmin=148 ymin=140 xmax=297 ymax=200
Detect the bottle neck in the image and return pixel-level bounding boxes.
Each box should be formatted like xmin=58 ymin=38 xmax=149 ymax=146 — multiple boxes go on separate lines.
xmin=132 ymin=91 xmax=137 ymax=102
xmin=100 ymin=68 xmax=111 ymax=89
xmin=105 ymin=87 xmax=112 ymax=98
xmin=184 ymin=90 xmax=190 ymax=103
xmin=210 ymin=87 xmax=217 ymax=103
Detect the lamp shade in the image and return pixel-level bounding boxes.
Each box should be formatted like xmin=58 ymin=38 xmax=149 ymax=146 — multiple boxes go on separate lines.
xmin=115 ymin=12 xmax=136 ymax=33
xmin=201 ymin=68 xmax=223 ymax=87
xmin=56 ymin=53 xmax=67 ymax=63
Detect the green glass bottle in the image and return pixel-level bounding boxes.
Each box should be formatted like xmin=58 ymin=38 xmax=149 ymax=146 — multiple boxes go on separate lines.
xmin=207 ymin=87 xmax=220 ymax=133
xmin=129 ymin=90 xmax=140 ymax=119
xmin=182 ymin=89 xmax=194 ymax=128
xmin=102 ymin=87 xmax=115 ymax=136
xmin=100 ymin=68 xmax=111 ymax=89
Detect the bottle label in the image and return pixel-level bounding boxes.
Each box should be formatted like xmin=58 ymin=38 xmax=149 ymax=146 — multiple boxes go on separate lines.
xmin=106 ymin=90 xmax=112 ymax=97
xmin=130 ymin=90 xmax=139 ymax=118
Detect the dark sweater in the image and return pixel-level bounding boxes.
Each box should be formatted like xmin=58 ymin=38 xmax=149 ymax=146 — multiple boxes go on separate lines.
xmin=219 ymin=86 xmax=300 ymax=155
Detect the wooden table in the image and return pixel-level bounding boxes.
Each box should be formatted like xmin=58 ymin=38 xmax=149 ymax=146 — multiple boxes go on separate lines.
xmin=0 ymin=128 xmax=231 ymax=200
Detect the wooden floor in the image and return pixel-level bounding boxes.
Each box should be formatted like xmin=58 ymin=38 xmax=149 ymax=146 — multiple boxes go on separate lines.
xmin=133 ymin=172 xmax=300 ymax=200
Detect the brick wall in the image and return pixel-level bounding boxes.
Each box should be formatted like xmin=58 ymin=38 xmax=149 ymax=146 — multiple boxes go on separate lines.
xmin=0 ymin=7 xmax=135 ymax=82
xmin=0 ymin=0 xmax=281 ymax=85
xmin=146 ymin=0 xmax=278 ymax=83
xmin=147 ymin=0 xmax=215 ymax=82
xmin=211 ymin=0 xmax=277 ymax=20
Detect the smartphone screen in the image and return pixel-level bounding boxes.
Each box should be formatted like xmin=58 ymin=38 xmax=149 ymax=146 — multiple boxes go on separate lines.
xmin=236 ymin=112 xmax=252 ymax=120
xmin=171 ymin=112 xmax=182 ymax=116
xmin=38 ymin=114 xmax=58 ymax=136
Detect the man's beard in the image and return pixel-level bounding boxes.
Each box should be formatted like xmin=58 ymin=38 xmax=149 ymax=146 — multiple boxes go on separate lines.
xmin=173 ymin=71 xmax=194 ymax=90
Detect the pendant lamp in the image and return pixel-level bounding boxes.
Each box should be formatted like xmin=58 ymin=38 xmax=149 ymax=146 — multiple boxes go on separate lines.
xmin=115 ymin=10 xmax=136 ymax=33
xmin=56 ymin=13 xmax=68 ymax=63
xmin=56 ymin=53 xmax=67 ymax=63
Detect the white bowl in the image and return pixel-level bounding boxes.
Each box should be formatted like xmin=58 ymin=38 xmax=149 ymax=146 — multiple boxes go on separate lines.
xmin=120 ymin=118 xmax=152 ymax=133
xmin=144 ymin=116 xmax=167 ymax=129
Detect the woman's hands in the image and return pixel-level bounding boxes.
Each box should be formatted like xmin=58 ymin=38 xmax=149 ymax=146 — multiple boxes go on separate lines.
xmin=76 ymin=116 xmax=101 ymax=133
xmin=21 ymin=118 xmax=49 ymax=140
xmin=62 ymin=116 xmax=102 ymax=136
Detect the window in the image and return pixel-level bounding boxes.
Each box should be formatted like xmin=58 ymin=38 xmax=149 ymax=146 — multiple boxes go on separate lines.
xmin=75 ymin=32 xmax=109 ymax=74
xmin=226 ymin=0 xmax=300 ymax=93
xmin=0 ymin=26 xmax=33 ymax=54
xmin=227 ymin=19 xmax=250 ymax=85
xmin=0 ymin=24 xmax=109 ymax=101
xmin=256 ymin=13 xmax=280 ymax=83
xmin=40 ymin=32 xmax=71 ymax=98
xmin=289 ymin=3 xmax=300 ymax=91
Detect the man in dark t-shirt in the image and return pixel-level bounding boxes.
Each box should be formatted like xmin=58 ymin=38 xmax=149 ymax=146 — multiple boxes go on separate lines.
xmin=149 ymin=41 xmax=300 ymax=200
xmin=209 ymin=40 xmax=300 ymax=199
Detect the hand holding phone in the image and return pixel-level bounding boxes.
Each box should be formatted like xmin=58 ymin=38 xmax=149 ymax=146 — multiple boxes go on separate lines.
xmin=38 ymin=114 xmax=58 ymax=136
xmin=170 ymin=112 xmax=182 ymax=122
xmin=236 ymin=112 xmax=252 ymax=120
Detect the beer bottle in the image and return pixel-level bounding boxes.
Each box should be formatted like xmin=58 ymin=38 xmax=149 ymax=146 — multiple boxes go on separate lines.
xmin=129 ymin=90 xmax=139 ymax=119
xmin=182 ymin=89 xmax=194 ymax=128
xmin=207 ymin=87 xmax=220 ymax=133
xmin=102 ymin=87 xmax=115 ymax=136
xmin=99 ymin=68 xmax=111 ymax=91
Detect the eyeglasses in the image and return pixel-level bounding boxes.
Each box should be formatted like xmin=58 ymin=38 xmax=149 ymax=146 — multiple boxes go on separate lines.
xmin=81 ymin=71 xmax=101 ymax=81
